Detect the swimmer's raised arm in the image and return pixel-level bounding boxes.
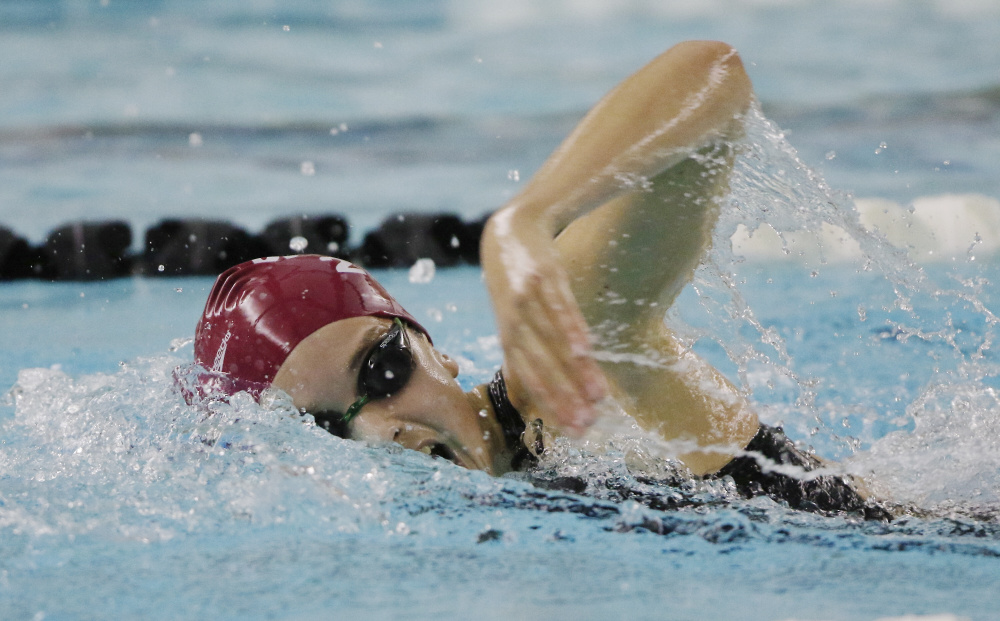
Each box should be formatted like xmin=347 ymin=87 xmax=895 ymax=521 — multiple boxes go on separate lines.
xmin=480 ymin=40 xmax=753 ymax=436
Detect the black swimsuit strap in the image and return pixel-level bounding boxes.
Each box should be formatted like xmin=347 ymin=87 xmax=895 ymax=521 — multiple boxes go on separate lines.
xmin=486 ymin=370 xmax=537 ymax=470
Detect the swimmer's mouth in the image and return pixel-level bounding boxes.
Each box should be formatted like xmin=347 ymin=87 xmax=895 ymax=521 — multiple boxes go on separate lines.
xmin=419 ymin=442 xmax=460 ymax=465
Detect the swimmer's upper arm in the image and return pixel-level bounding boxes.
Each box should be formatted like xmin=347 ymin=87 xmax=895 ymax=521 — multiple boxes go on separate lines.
xmin=554 ymin=145 xmax=736 ymax=334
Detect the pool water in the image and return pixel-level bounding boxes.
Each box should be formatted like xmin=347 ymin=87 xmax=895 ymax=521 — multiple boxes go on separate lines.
xmin=3 ymin=2 xmax=1000 ymax=620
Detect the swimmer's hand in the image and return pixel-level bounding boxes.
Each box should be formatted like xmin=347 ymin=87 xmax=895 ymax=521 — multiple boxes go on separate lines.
xmin=481 ymin=207 xmax=609 ymax=435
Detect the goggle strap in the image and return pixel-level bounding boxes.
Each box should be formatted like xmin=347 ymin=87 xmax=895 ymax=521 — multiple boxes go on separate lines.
xmin=342 ymin=394 xmax=370 ymax=423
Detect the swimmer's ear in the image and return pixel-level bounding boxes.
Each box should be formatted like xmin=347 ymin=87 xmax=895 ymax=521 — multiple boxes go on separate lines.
xmin=432 ymin=348 xmax=460 ymax=378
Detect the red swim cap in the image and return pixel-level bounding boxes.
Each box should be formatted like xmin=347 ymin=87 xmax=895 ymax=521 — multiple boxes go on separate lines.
xmin=192 ymin=255 xmax=427 ymax=397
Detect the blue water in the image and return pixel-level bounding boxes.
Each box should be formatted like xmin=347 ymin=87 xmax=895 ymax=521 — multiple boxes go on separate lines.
xmin=3 ymin=2 xmax=1000 ymax=620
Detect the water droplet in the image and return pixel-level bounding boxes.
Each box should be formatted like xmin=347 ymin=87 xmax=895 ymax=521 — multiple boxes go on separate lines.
xmin=300 ymin=161 xmax=315 ymax=176
xmin=289 ymin=236 xmax=308 ymax=252
xmin=282 ymin=24 xmax=290 ymax=32
xmin=408 ymin=258 xmax=436 ymax=284
xmin=168 ymin=337 xmax=193 ymax=351
xmin=188 ymin=132 xmax=203 ymax=147
xmin=824 ymin=150 xmax=836 ymax=160
xmin=507 ymin=169 xmax=520 ymax=182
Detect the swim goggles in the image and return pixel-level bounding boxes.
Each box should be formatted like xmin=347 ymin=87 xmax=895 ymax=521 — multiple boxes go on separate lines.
xmin=339 ymin=317 xmax=415 ymax=424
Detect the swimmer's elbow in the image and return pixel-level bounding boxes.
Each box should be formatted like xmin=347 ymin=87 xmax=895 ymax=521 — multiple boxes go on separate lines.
xmin=667 ymin=40 xmax=753 ymax=117
xmin=715 ymin=44 xmax=753 ymax=115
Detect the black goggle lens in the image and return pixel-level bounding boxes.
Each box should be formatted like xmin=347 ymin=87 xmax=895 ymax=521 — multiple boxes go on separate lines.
xmin=358 ymin=319 xmax=413 ymax=399
xmin=338 ymin=318 xmax=414 ymax=424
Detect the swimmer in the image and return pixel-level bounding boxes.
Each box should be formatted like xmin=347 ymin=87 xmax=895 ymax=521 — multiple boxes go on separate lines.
xmin=192 ymin=41 xmax=884 ymax=517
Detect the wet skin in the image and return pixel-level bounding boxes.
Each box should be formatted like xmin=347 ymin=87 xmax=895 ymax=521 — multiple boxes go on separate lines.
xmin=271 ymin=316 xmax=511 ymax=474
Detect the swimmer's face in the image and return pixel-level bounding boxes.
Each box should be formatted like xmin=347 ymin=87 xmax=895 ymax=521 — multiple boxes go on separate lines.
xmin=272 ymin=316 xmax=509 ymax=473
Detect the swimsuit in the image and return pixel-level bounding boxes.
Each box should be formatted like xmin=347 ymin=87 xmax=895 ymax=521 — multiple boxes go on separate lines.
xmin=488 ymin=370 xmax=889 ymax=519
xmin=714 ymin=424 xmax=891 ymax=520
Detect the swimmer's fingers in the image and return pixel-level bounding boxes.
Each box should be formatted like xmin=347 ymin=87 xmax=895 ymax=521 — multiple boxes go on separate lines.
xmin=533 ymin=264 xmax=608 ymax=402
xmin=504 ymin=329 xmax=596 ymax=436
xmin=503 ymin=265 xmax=608 ymax=433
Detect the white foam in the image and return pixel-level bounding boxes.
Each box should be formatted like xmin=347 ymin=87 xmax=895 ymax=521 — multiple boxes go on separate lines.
xmin=731 ymin=193 xmax=1000 ymax=263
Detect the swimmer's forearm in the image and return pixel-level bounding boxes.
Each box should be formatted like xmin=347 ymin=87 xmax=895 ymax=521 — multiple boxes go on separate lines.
xmin=507 ymin=40 xmax=752 ymax=234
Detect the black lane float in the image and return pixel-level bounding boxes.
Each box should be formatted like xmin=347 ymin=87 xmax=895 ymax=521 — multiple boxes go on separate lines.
xmin=0 ymin=212 xmax=488 ymax=282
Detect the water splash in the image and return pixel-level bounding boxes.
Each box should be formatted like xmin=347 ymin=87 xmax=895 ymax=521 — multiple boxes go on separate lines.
xmin=3 ymin=344 xmax=1000 ymax=572
xmin=655 ymin=103 xmax=1000 ymax=515
xmin=560 ymin=103 xmax=1000 ymax=520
